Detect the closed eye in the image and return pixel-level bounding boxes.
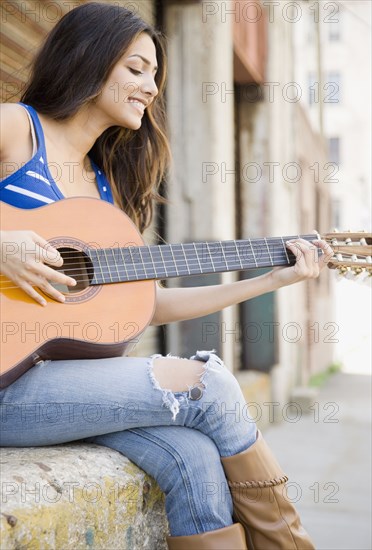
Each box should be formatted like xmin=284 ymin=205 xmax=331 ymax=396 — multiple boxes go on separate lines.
xmin=129 ymin=68 xmax=143 ymax=76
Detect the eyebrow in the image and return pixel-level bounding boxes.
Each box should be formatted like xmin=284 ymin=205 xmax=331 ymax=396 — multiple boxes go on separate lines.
xmin=127 ymin=54 xmax=158 ymax=72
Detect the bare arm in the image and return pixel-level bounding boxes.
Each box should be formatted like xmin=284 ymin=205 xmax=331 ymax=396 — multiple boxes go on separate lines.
xmin=0 ymin=103 xmax=30 ymax=165
xmin=151 ymin=238 xmax=333 ymax=326
xmin=151 ymin=271 xmax=278 ymax=326
xmin=0 ymin=105 xmax=77 ymax=304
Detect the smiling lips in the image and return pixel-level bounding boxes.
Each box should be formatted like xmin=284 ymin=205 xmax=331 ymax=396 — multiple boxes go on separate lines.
xmin=127 ymin=97 xmax=146 ymax=115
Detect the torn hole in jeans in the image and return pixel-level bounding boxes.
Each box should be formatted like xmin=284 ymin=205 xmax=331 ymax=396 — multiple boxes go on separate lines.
xmin=147 ymin=349 xmax=224 ymax=421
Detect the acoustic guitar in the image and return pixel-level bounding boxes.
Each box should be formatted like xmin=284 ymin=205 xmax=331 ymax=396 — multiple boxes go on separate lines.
xmin=1 ymin=197 xmax=371 ymax=388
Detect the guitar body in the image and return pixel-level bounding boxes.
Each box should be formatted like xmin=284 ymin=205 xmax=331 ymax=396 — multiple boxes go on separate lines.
xmin=0 ymin=198 xmax=156 ymax=388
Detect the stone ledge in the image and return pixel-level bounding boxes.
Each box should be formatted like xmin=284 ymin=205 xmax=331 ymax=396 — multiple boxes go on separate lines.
xmin=235 ymin=370 xmax=272 ymax=429
xmin=0 ymin=444 xmax=168 ymax=550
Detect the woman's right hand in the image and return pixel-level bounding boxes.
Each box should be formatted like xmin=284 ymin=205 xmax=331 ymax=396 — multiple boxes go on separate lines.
xmin=0 ymin=230 xmax=77 ymax=306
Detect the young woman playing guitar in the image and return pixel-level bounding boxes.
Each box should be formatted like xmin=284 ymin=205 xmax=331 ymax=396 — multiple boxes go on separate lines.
xmin=0 ymin=3 xmax=333 ymax=548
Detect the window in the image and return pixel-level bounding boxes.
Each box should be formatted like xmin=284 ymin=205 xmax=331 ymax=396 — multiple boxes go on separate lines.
xmin=329 ymin=137 xmax=340 ymax=165
xmin=325 ymin=72 xmax=341 ymax=104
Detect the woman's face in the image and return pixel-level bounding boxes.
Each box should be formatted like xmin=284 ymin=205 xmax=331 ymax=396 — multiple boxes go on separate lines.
xmin=95 ymin=32 xmax=159 ymax=129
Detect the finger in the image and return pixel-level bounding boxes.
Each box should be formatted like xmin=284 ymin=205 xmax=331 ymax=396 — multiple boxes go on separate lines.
xmin=32 ymin=233 xmax=63 ymax=267
xmin=39 ymin=263 xmax=77 ymax=287
xmin=17 ymin=279 xmax=47 ymax=306
xmin=286 ymin=239 xmax=317 ymax=262
xmin=302 ymin=239 xmax=320 ymax=268
xmin=286 ymin=240 xmax=319 ymax=276
xmin=23 ymin=271 xmax=66 ymax=303
xmin=35 ymin=278 xmax=66 ymax=303
xmin=26 ymin=261 xmax=77 ymax=287
xmin=312 ymin=240 xmax=334 ymax=269
xmin=39 ymin=244 xmax=63 ymax=267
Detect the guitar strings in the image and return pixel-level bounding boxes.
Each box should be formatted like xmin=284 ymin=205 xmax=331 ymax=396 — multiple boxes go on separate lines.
xmin=0 ymin=237 xmax=327 ymax=290
xmin=0 ymin=235 xmax=318 ymax=258
xmin=1 ymin=242 xmax=358 ymax=273
xmin=3 ymin=256 xmax=369 ymax=291
xmin=0 ymin=236 xmax=318 ymax=273
xmin=0 ymin=247 xmax=300 ymax=275
xmin=0 ymin=249 xmax=297 ymax=278
xmin=0 ymin=249 xmax=323 ymax=290
xmin=0 ymin=242 xmax=350 ymax=276
xmin=1 ymin=239 xmax=368 ymax=291
xmin=0 ymin=234 xmax=320 ymax=281
xmin=2 ymin=261 xmax=369 ymax=291
xmin=0 ymin=247 xmax=301 ymax=274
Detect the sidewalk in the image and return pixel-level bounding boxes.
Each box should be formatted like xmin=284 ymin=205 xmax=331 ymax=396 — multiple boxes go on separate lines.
xmin=264 ymin=371 xmax=372 ymax=550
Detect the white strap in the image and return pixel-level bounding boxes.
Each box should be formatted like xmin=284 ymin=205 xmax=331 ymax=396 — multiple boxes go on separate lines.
xmin=23 ymin=107 xmax=37 ymax=157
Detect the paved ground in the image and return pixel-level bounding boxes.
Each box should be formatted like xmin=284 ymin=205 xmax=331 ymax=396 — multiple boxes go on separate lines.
xmin=264 ymin=371 xmax=372 ymax=550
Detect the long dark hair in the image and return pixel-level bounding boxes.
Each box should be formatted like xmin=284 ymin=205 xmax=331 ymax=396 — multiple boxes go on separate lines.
xmin=21 ymin=2 xmax=171 ymax=233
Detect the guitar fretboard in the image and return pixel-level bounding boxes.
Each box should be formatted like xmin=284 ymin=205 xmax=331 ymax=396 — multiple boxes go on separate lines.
xmin=87 ymin=235 xmax=318 ymax=285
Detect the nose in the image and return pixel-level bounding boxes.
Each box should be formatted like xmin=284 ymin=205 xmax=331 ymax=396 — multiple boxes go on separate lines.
xmin=141 ymin=74 xmax=158 ymax=100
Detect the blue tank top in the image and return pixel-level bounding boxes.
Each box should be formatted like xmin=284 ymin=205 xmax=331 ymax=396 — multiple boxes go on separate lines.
xmin=0 ymin=102 xmax=114 ymax=208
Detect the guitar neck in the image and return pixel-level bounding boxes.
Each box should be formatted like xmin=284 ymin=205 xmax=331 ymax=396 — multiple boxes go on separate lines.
xmin=87 ymin=234 xmax=318 ymax=285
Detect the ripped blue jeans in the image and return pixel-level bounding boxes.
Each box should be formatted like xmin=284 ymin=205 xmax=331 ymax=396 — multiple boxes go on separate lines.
xmin=0 ymin=350 xmax=257 ymax=536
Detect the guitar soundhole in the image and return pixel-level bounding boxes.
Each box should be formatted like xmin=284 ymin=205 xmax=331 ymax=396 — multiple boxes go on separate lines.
xmin=51 ymin=247 xmax=94 ymax=294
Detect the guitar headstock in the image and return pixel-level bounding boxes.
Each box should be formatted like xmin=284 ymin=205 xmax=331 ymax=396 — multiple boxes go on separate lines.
xmin=321 ymin=231 xmax=372 ymax=283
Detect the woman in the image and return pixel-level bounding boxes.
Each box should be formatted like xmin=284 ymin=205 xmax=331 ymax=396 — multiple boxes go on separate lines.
xmin=0 ymin=3 xmax=331 ymax=548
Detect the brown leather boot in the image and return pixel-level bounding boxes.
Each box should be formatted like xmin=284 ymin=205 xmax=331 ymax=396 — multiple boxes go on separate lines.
xmin=221 ymin=431 xmax=315 ymax=550
xmin=166 ymin=522 xmax=248 ymax=549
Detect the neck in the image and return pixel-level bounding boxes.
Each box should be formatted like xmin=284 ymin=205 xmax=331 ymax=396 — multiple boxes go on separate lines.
xmin=87 ymin=234 xmax=318 ymax=285
xmin=38 ymin=105 xmax=112 ymax=164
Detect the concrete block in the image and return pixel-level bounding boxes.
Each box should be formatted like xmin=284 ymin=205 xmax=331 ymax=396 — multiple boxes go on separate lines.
xmin=0 ymin=444 xmax=168 ymax=549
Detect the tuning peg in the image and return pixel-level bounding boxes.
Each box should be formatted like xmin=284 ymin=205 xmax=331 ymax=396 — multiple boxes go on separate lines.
xmin=335 ymin=266 xmax=347 ymax=281
xmin=344 ymin=268 xmax=356 ymax=280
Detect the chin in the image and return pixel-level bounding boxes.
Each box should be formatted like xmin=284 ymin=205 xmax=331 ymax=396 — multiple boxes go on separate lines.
xmin=121 ymin=113 xmax=143 ymax=130
xmin=132 ymin=118 xmax=143 ymax=129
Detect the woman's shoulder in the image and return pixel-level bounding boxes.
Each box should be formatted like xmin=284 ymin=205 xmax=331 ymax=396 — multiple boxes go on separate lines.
xmin=0 ymin=103 xmax=31 ymax=161
xmin=0 ymin=103 xmax=30 ymax=150
xmin=0 ymin=102 xmax=29 ymax=131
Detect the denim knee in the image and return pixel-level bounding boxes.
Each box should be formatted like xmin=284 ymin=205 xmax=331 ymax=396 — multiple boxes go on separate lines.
xmin=147 ymin=350 xmax=257 ymax=456
xmin=148 ymin=349 xmax=247 ymax=421
xmin=89 ymin=426 xmax=234 ymax=536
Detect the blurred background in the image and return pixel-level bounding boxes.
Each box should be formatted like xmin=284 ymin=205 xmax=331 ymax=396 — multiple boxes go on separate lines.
xmin=1 ymin=1 xmax=371 ymax=547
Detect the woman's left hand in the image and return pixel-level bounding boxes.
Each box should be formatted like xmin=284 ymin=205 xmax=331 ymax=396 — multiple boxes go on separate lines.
xmin=269 ymin=237 xmax=334 ymax=288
